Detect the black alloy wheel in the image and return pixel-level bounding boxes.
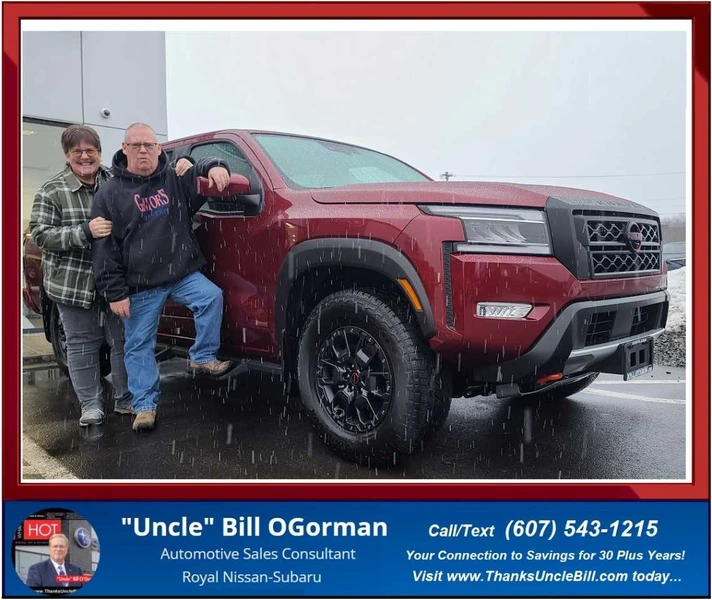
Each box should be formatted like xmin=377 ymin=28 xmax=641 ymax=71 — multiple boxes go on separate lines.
xmin=315 ymin=326 xmax=393 ymax=435
xmin=297 ymin=289 xmax=452 ymax=465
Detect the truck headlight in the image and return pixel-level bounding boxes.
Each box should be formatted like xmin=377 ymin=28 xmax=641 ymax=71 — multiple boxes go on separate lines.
xmin=421 ymin=205 xmax=552 ymax=255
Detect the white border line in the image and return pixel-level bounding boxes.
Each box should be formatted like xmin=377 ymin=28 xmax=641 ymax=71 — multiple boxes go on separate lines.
xmin=684 ymin=21 xmax=693 ymax=484
xmin=23 ymin=20 xmax=690 ymax=33
xmin=19 ymin=19 xmax=693 ymax=485
xmin=591 ymin=380 xmax=685 ymax=385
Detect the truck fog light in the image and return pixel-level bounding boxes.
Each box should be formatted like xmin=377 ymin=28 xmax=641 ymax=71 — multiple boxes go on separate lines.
xmin=476 ymin=302 xmax=533 ymax=319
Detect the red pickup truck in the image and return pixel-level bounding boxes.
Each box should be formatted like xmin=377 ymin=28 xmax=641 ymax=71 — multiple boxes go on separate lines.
xmin=23 ymin=130 xmax=668 ymax=464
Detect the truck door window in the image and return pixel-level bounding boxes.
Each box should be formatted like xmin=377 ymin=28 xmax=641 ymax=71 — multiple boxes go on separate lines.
xmin=189 ymin=141 xmax=260 ymax=213
xmin=190 ymin=141 xmax=256 ymax=180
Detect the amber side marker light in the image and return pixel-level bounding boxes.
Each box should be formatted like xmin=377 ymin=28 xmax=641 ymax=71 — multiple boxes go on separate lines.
xmin=536 ymin=373 xmax=564 ymax=385
xmin=396 ymin=278 xmax=424 ymax=312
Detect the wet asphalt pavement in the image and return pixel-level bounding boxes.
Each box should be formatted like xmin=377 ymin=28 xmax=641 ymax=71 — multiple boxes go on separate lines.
xmin=21 ymin=360 xmax=686 ymax=480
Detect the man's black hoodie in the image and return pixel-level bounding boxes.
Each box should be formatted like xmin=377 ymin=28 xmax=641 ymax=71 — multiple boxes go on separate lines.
xmin=91 ymin=150 xmax=228 ymax=302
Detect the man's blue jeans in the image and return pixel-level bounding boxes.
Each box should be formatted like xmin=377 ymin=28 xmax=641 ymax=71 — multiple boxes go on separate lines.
xmin=123 ymin=271 xmax=223 ymax=412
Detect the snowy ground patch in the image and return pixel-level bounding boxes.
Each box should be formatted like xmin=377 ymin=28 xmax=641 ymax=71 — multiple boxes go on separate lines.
xmin=655 ymin=267 xmax=686 ymax=367
xmin=665 ymin=266 xmax=686 ymax=331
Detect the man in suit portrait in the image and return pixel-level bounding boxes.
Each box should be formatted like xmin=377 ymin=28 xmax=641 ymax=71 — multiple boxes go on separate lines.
xmin=26 ymin=534 xmax=84 ymax=589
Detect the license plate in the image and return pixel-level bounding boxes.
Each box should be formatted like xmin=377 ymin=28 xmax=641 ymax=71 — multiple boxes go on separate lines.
xmin=623 ymin=337 xmax=653 ymax=381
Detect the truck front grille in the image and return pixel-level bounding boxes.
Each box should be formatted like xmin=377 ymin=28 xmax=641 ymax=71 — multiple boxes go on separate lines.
xmin=630 ymin=306 xmax=651 ymax=337
xmin=579 ymin=214 xmax=662 ymax=278
xmin=581 ymin=303 xmax=663 ymax=347
xmin=590 ymin=249 xmax=660 ymax=275
xmin=584 ymin=311 xmax=615 ymax=346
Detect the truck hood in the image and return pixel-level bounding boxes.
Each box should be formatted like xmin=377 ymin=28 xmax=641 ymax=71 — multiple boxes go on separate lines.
xmin=310 ymin=181 xmax=647 ymax=211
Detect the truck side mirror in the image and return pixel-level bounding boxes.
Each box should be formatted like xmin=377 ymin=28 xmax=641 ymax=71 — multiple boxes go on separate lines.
xmin=196 ymin=173 xmax=251 ymax=197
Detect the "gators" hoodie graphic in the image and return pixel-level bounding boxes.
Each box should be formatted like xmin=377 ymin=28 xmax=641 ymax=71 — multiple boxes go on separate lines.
xmin=91 ymin=150 xmax=228 ymax=302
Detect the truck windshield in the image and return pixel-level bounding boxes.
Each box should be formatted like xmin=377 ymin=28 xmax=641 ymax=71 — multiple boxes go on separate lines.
xmin=253 ymin=133 xmax=430 ymax=189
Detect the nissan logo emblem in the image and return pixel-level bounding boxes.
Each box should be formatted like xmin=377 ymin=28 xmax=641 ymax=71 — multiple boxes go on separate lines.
xmin=624 ymin=222 xmax=643 ymax=253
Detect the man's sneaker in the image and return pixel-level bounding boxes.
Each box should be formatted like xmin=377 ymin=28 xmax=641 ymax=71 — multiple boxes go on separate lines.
xmin=114 ymin=397 xmax=133 ymax=415
xmin=79 ymin=408 xmax=104 ymax=426
xmin=132 ymin=410 xmax=156 ymax=431
xmin=188 ymin=359 xmax=235 ymax=377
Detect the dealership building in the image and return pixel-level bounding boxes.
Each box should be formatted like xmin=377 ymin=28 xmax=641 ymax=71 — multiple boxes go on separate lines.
xmin=22 ymin=31 xmax=168 ymax=233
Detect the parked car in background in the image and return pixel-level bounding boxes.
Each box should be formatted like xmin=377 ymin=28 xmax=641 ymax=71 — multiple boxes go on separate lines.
xmin=23 ymin=129 xmax=669 ymax=465
xmin=23 ymin=227 xmax=78 ymax=376
xmin=663 ymin=241 xmax=686 ymax=270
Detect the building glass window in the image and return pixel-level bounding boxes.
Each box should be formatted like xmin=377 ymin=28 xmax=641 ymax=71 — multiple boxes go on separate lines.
xmin=22 ymin=120 xmax=67 ymax=232
xmin=14 ymin=548 xmax=48 ymax=584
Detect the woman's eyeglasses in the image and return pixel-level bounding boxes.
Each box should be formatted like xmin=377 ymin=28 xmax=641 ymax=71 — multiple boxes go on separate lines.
xmin=69 ymin=148 xmax=99 ymax=157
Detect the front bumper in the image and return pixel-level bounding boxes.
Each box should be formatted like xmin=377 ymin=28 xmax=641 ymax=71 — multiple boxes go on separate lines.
xmin=469 ymin=290 xmax=669 ymax=384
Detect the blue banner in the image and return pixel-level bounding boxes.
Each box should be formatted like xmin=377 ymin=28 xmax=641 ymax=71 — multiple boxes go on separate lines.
xmin=3 ymin=501 xmax=709 ymax=597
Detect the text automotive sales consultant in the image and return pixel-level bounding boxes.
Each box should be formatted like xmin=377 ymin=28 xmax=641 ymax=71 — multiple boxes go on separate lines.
xmin=161 ymin=547 xmax=357 ymax=561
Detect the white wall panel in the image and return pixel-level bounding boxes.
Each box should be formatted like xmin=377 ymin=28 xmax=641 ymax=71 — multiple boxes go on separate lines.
xmin=22 ymin=32 xmax=83 ymax=123
xmin=81 ymin=32 xmax=167 ymax=135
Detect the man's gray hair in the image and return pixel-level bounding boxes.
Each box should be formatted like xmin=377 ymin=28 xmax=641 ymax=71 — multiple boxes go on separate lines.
xmin=124 ymin=123 xmax=157 ymax=141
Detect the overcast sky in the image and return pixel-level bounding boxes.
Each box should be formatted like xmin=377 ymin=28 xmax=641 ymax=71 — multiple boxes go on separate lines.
xmin=166 ymin=29 xmax=687 ymax=217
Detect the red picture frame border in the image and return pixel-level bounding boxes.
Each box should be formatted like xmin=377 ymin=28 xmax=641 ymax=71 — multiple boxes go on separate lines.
xmin=3 ymin=2 xmax=709 ymax=501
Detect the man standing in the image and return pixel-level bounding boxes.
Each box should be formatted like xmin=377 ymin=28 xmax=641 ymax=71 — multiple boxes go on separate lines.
xmin=26 ymin=534 xmax=83 ymax=589
xmin=30 ymin=125 xmax=130 ymax=426
xmin=92 ymin=123 xmax=234 ymax=432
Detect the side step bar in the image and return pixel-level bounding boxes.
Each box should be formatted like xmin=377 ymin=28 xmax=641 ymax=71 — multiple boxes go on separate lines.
xmin=154 ymin=344 xmax=283 ymax=379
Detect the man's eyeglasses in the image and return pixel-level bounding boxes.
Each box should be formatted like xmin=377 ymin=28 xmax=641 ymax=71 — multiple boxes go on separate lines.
xmin=126 ymin=142 xmax=158 ymax=151
xmin=69 ymin=149 xmax=98 ymax=157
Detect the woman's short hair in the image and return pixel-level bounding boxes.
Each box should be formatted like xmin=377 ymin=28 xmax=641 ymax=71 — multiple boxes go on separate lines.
xmin=61 ymin=125 xmax=102 ymax=154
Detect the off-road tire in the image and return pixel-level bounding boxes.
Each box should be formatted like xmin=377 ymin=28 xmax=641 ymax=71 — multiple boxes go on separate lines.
xmin=49 ymin=304 xmax=69 ymax=376
xmin=297 ymin=289 xmax=451 ymax=466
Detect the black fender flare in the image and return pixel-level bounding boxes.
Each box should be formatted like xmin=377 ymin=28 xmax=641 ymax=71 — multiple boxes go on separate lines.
xmin=275 ymin=238 xmax=436 ymax=348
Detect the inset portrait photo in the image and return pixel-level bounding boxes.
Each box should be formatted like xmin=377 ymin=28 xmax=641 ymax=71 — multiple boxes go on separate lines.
xmin=12 ymin=508 xmax=99 ymax=595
